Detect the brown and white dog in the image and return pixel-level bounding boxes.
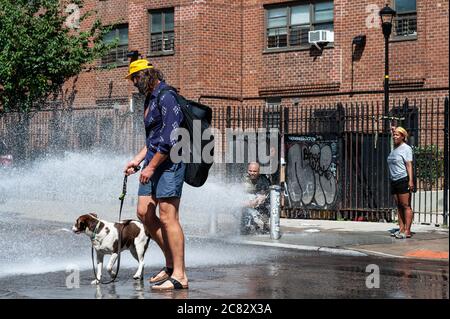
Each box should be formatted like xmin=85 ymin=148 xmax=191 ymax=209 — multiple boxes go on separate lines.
xmin=72 ymin=213 xmax=151 ymax=285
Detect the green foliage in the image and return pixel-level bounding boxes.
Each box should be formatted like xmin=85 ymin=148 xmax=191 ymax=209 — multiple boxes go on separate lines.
xmin=413 ymin=144 xmax=444 ymax=190
xmin=0 ymin=0 xmax=116 ymax=112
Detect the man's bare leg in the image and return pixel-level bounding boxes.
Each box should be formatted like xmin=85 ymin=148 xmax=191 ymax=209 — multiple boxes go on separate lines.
xmin=152 ymin=197 xmax=188 ymax=289
xmin=137 ymin=195 xmax=173 ymax=281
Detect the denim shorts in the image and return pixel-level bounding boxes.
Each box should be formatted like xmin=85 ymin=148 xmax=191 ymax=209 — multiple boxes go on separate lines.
xmin=138 ymin=159 xmax=186 ymax=199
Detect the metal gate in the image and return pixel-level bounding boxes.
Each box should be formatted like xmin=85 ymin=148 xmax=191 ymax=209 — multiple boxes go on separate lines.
xmin=1 ymin=97 xmax=448 ymax=224
xmin=281 ymin=98 xmax=449 ymax=225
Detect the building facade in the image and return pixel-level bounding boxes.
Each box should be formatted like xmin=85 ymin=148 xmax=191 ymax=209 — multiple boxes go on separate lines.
xmin=68 ymin=0 xmax=448 ymax=111
xmin=1 ymin=0 xmax=448 ymax=222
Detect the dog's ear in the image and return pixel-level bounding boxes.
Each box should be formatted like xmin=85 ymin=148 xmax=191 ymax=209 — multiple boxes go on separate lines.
xmin=90 ymin=213 xmax=98 ymax=218
xmin=76 ymin=217 xmax=86 ymax=231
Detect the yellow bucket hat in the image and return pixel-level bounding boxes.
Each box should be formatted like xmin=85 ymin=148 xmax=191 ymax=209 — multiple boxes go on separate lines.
xmin=125 ymin=59 xmax=153 ymax=79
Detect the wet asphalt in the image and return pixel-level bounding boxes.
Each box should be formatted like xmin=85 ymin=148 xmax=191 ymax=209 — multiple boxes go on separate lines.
xmin=0 ymin=213 xmax=448 ymax=299
xmin=0 ymin=252 xmax=448 ymax=299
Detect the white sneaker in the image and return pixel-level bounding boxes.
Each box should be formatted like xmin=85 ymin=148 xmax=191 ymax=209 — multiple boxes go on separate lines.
xmin=395 ymin=232 xmax=407 ymax=239
xmin=390 ymin=230 xmax=400 ymax=237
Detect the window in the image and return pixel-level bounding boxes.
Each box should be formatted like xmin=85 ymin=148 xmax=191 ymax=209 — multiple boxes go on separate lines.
xmin=264 ymin=98 xmax=282 ymax=129
xmin=100 ymin=25 xmax=128 ymax=67
xmin=266 ymin=1 xmax=334 ymax=49
xmin=393 ymin=0 xmax=417 ymax=37
xmin=149 ymin=9 xmax=174 ymax=54
xmin=313 ymin=2 xmax=333 ymax=31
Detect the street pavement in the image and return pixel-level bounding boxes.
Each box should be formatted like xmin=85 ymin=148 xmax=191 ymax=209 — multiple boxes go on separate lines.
xmin=1 ymin=197 xmax=447 ymax=262
xmin=230 ymin=219 xmax=449 ymax=261
xmin=0 ymin=212 xmax=447 ymax=299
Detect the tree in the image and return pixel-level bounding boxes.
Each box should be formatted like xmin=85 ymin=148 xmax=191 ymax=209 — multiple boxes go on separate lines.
xmin=0 ymin=0 xmax=116 ymax=162
xmin=0 ymin=0 xmax=114 ymax=112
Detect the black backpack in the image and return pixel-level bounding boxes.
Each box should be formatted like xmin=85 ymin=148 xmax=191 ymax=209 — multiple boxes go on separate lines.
xmin=157 ymin=87 xmax=214 ymax=187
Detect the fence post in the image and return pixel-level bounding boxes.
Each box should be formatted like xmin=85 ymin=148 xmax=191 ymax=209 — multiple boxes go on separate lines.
xmin=336 ymin=103 xmax=344 ymax=219
xmin=280 ymin=107 xmax=289 ymax=217
xmin=444 ymin=97 xmax=449 ymax=226
xmin=226 ymin=106 xmax=232 ymax=182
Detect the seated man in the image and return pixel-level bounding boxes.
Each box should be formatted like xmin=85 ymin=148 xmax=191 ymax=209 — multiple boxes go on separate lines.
xmin=240 ymin=162 xmax=271 ymax=235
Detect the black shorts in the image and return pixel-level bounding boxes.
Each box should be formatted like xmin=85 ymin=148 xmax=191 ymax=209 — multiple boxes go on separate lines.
xmin=390 ymin=176 xmax=409 ymax=195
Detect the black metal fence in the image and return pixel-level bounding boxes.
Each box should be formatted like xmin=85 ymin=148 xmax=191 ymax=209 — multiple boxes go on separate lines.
xmin=0 ymin=107 xmax=144 ymax=161
xmin=211 ymin=97 xmax=449 ymax=225
xmin=0 ymin=96 xmax=448 ymax=224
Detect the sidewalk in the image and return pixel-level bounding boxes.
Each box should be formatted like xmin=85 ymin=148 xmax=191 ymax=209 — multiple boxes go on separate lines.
xmin=232 ymin=219 xmax=449 ymax=261
xmin=1 ymin=199 xmax=448 ymax=261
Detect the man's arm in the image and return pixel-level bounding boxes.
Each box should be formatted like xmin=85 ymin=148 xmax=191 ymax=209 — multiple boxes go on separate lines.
xmin=134 ymin=146 xmax=147 ymax=163
xmin=124 ymin=146 xmax=147 ymax=175
xmin=139 ymin=91 xmax=183 ymax=184
xmin=156 ymin=91 xmax=183 ymax=155
xmin=139 ymin=152 xmax=170 ymax=184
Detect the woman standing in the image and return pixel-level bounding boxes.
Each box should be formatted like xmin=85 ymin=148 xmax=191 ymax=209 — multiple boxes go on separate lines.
xmin=387 ymin=127 xmax=415 ymax=239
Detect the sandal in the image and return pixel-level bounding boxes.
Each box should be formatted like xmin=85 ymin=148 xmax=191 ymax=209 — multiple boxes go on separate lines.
xmin=148 ymin=267 xmax=173 ymax=283
xmin=151 ymin=277 xmax=189 ymax=291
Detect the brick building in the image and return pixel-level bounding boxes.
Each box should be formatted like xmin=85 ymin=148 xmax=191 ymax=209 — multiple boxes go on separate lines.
xmin=68 ymin=0 xmax=448 ymax=112
xmin=1 ymin=0 xmax=447 ymax=222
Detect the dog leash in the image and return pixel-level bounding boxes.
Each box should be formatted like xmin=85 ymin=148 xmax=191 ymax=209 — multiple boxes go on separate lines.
xmin=91 ymin=166 xmax=140 ymax=285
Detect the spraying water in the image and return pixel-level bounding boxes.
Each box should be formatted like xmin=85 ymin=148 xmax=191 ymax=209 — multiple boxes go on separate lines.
xmin=0 ymin=151 xmax=284 ymax=277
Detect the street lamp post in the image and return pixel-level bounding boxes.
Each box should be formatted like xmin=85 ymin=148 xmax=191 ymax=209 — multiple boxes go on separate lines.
xmin=379 ymin=5 xmax=396 ymax=132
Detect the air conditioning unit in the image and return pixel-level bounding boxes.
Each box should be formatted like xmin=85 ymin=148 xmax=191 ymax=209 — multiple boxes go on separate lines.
xmin=308 ymin=30 xmax=334 ymax=49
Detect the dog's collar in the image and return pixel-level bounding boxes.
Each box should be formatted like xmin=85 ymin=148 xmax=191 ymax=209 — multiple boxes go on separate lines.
xmin=91 ymin=221 xmax=101 ymax=240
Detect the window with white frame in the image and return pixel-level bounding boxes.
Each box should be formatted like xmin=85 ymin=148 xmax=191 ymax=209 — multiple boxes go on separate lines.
xmin=393 ymin=0 xmax=417 ymax=37
xmin=266 ymin=1 xmax=334 ymax=49
xmin=149 ymin=9 xmax=174 ymax=54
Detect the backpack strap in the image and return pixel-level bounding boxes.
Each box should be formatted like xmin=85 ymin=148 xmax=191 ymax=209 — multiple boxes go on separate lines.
xmin=156 ymin=86 xmax=183 ymax=108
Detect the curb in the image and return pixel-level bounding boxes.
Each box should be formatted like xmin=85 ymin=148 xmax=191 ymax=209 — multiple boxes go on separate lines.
xmin=236 ymin=239 xmax=448 ymax=261
xmin=189 ymin=235 xmax=448 ymax=261
xmin=226 ymin=238 xmax=368 ymax=257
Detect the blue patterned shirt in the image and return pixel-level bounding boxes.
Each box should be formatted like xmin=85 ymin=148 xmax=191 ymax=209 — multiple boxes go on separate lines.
xmin=143 ymin=81 xmax=183 ymax=162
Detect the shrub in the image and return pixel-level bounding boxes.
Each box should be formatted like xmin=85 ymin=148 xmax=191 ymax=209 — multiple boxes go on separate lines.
xmin=413 ymin=145 xmax=444 ymax=190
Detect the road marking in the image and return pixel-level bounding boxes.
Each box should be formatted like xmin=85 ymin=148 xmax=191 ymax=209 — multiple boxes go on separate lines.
xmin=318 ymin=247 xmax=367 ymax=257
xmin=404 ymin=250 xmax=449 ymax=259
xmin=347 ymin=248 xmax=407 ymax=259
xmin=350 ymin=248 xmax=450 ymax=261
xmin=240 ymin=240 xmax=320 ymax=251
xmin=238 ymin=240 xmax=367 ymax=256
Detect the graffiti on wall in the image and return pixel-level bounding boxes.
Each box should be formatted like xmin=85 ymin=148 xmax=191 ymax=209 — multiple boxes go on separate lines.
xmin=286 ymin=134 xmax=339 ymax=209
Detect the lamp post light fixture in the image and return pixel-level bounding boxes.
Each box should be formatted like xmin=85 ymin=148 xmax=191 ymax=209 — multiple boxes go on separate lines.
xmin=379 ymin=4 xmax=396 ymax=132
